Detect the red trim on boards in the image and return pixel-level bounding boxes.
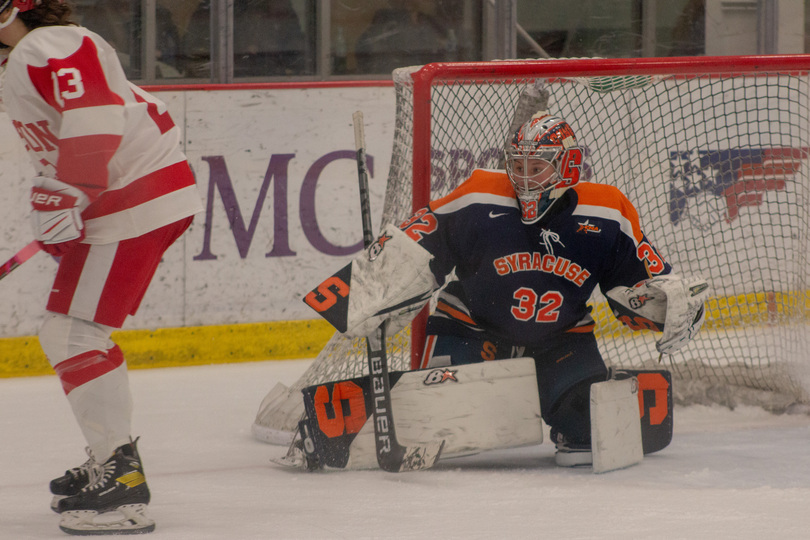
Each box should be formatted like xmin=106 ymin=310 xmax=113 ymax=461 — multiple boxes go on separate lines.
xmin=142 ymin=80 xmax=394 ymax=93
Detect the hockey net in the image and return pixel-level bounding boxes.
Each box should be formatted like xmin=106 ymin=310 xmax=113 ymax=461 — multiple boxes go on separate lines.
xmin=254 ymin=56 xmax=810 ymax=443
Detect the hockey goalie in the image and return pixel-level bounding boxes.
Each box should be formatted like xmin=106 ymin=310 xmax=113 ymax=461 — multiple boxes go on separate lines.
xmin=292 ymin=112 xmax=709 ymax=473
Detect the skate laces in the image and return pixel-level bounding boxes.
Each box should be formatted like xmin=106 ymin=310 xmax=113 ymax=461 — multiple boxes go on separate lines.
xmin=85 ymin=460 xmax=104 ymax=487
xmin=66 ymin=448 xmax=101 ymax=482
xmin=80 ymin=459 xmax=116 ymax=493
xmin=64 ymin=464 xmax=89 ymax=480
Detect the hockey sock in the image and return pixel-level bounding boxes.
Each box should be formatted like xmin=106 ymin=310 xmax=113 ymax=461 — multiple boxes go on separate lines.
xmin=54 ymin=345 xmax=133 ymax=461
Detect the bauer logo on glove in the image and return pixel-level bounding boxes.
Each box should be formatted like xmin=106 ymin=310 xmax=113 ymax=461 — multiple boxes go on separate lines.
xmin=29 ymin=176 xmax=89 ymax=256
xmin=31 ymin=187 xmax=79 ymax=210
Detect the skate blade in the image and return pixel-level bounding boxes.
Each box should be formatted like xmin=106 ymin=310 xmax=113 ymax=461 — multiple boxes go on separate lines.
xmin=59 ymin=504 xmax=155 ymax=535
xmin=270 ymin=452 xmax=307 ymax=470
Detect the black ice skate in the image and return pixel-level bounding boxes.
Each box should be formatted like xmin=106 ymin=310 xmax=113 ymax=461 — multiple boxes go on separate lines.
xmin=551 ymin=428 xmax=593 ymax=467
xmin=49 ymin=448 xmax=103 ymax=513
xmin=57 ymin=438 xmax=155 ymax=535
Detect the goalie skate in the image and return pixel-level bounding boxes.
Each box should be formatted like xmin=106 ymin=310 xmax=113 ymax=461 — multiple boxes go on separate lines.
xmin=269 ymin=420 xmax=321 ymax=471
xmin=551 ymin=429 xmax=593 ymax=467
xmin=270 ymin=447 xmax=308 ymax=470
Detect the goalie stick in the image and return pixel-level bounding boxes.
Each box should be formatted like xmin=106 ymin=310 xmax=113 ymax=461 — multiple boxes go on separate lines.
xmin=352 ymin=110 xmax=444 ymax=472
xmin=497 ymin=80 xmax=551 ymax=168
xmin=0 ymin=241 xmax=40 ymax=282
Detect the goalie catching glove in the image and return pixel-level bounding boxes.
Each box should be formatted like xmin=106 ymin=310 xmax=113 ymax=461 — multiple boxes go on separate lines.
xmin=606 ymin=274 xmax=709 ymax=354
xmin=304 ymin=224 xmax=437 ymax=338
xmin=30 ymin=176 xmax=90 ymax=256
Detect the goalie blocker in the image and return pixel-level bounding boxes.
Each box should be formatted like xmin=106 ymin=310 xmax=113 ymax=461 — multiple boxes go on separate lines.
xmin=278 ymin=358 xmax=673 ymax=472
xmin=303 ymin=224 xmax=436 ymax=339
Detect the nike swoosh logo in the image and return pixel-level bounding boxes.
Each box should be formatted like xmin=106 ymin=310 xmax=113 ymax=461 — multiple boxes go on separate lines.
xmin=489 ymin=211 xmax=508 ymax=218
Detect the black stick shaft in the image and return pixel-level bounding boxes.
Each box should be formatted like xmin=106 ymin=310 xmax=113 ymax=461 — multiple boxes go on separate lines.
xmin=351 ymin=110 xmax=443 ymax=472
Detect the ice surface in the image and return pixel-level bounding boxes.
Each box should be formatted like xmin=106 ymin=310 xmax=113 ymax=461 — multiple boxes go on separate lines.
xmin=1 ymin=359 xmax=809 ymax=539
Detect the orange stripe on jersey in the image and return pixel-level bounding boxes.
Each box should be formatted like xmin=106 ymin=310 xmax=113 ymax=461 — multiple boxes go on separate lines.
xmin=420 ymin=334 xmax=438 ymax=369
xmin=572 ymin=182 xmax=644 ymax=244
xmin=429 ymin=169 xmax=516 ymax=214
xmin=435 ymin=300 xmax=478 ymax=326
xmin=566 ymin=323 xmax=596 ymax=334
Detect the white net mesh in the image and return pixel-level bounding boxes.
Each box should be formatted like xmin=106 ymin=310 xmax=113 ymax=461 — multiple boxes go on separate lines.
xmin=254 ymin=57 xmax=810 ymax=441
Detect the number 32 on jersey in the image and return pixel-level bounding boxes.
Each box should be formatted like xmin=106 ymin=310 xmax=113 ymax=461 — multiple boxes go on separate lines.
xmin=511 ymin=288 xmax=563 ymax=323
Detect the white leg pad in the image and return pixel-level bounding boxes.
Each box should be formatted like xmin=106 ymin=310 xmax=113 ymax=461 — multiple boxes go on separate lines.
xmin=295 ymin=357 xmax=543 ymax=470
xmin=590 ymin=377 xmax=643 ymax=473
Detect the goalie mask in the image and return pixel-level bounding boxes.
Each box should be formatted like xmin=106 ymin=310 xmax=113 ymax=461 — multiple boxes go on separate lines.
xmin=505 ymin=113 xmax=583 ymax=224
xmin=0 ymin=0 xmax=38 ymax=30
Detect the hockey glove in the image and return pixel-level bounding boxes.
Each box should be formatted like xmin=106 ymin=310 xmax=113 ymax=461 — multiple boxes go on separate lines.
xmin=645 ymin=274 xmax=710 ymax=354
xmin=30 ymin=176 xmax=89 ymax=256
xmin=606 ymin=274 xmax=710 ymax=355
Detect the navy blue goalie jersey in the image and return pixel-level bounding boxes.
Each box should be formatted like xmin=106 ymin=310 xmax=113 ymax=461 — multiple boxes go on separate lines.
xmin=397 ymin=169 xmax=671 ymax=347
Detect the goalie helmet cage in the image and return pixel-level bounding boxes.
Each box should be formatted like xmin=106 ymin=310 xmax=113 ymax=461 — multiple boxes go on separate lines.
xmin=254 ymin=55 xmax=810 ymax=443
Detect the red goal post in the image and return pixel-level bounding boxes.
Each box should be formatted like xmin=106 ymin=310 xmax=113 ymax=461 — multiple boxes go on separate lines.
xmin=253 ymin=55 xmax=810 ymax=443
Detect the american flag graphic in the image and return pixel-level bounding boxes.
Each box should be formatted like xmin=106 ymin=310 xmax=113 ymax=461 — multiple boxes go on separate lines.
xmin=668 ymin=147 xmax=810 ymax=226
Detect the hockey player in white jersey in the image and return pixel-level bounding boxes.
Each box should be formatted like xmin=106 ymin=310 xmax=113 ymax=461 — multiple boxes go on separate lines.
xmin=0 ymin=0 xmax=203 ymax=534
